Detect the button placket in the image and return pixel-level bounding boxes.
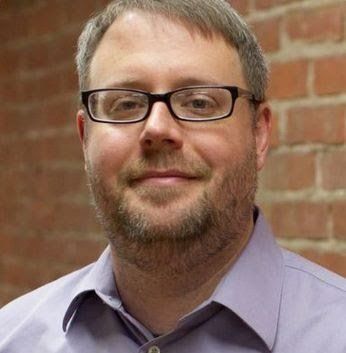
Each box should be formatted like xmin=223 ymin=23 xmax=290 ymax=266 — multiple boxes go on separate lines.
xmin=148 ymin=345 xmax=161 ymax=353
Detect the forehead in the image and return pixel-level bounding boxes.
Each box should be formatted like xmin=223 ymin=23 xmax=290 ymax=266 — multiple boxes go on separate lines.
xmin=89 ymin=11 xmax=246 ymax=90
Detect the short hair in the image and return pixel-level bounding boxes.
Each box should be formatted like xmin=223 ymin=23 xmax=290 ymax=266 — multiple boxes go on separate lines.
xmin=76 ymin=0 xmax=268 ymax=102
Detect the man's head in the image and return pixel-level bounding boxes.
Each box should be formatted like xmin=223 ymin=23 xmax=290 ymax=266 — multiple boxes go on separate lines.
xmin=76 ymin=0 xmax=268 ymax=103
xmin=75 ymin=0 xmax=272 ymax=275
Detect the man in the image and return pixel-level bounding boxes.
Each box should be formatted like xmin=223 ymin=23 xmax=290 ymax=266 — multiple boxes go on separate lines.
xmin=1 ymin=0 xmax=345 ymax=352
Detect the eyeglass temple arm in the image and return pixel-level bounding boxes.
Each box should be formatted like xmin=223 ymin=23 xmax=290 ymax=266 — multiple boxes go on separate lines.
xmin=237 ymin=87 xmax=261 ymax=103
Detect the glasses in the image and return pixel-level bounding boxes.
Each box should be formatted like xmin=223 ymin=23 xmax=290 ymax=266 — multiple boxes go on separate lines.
xmin=81 ymin=85 xmax=259 ymax=124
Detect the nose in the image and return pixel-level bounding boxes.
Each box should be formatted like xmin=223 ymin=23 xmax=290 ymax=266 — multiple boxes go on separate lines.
xmin=139 ymin=102 xmax=184 ymax=151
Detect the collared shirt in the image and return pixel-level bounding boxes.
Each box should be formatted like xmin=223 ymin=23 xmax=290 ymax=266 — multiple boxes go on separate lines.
xmin=1 ymin=210 xmax=346 ymax=353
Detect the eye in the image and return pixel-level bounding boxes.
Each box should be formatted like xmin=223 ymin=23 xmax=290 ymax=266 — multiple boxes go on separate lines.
xmin=109 ymin=96 xmax=146 ymax=112
xmin=179 ymin=93 xmax=218 ymax=116
xmin=184 ymin=96 xmax=215 ymax=110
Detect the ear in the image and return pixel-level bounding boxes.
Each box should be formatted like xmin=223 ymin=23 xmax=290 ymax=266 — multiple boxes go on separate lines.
xmin=77 ymin=110 xmax=89 ymax=171
xmin=254 ymin=103 xmax=272 ymax=171
xmin=77 ymin=109 xmax=87 ymax=148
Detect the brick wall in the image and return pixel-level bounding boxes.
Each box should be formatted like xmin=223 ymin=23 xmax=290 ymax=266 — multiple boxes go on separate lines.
xmin=0 ymin=0 xmax=345 ymax=306
xmin=243 ymin=0 xmax=346 ymax=278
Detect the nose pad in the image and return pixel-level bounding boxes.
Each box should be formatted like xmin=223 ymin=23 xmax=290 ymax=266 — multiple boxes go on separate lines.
xmin=139 ymin=103 xmax=183 ymax=150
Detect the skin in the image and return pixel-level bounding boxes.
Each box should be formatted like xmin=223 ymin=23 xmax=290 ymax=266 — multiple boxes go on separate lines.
xmin=77 ymin=11 xmax=272 ymax=334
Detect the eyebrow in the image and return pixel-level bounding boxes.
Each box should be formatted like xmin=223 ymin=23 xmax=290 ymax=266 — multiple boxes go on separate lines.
xmin=101 ymin=77 xmax=223 ymax=91
xmin=104 ymin=78 xmax=145 ymax=89
xmin=174 ymin=77 xmax=222 ymax=87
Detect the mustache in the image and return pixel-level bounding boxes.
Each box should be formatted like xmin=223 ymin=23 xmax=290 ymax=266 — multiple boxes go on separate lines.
xmin=118 ymin=152 xmax=212 ymax=183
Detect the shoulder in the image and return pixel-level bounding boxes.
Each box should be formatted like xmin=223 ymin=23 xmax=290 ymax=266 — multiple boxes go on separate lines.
xmin=282 ymin=249 xmax=346 ymax=293
xmin=276 ymin=249 xmax=346 ymax=351
xmin=0 ymin=263 xmax=94 ymax=343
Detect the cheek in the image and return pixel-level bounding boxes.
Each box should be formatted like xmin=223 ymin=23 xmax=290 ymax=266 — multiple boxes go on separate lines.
xmin=190 ymin=124 xmax=249 ymax=169
xmin=85 ymin=126 xmax=138 ymax=178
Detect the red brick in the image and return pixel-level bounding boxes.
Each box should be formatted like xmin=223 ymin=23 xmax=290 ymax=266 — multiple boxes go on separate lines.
xmin=0 ymin=80 xmax=21 ymax=104
xmin=2 ymin=257 xmax=96 ymax=295
xmin=2 ymin=256 xmax=71 ymax=289
xmin=0 ymin=109 xmax=27 ymax=135
xmin=2 ymin=96 xmax=77 ymax=134
xmin=63 ymin=64 xmax=79 ymax=92
xmin=251 ymin=17 xmax=281 ymax=53
xmin=261 ymin=151 xmax=316 ymax=190
xmin=299 ymin=249 xmax=346 ymax=277
xmin=2 ymin=261 xmax=39 ymax=292
xmin=314 ymin=55 xmax=346 ymax=95
xmin=19 ymin=68 xmax=68 ymax=104
xmin=26 ymin=2 xmax=66 ymax=37
xmin=0 ymin=164 xmax=86 ymax=203
xmin=321 ymin=150 xmax=346 ymax=190
xmin=285 ymin=105 xmax=346 ymax=144
xmin=268 ymin=201 xmax=329 ymax=238
xmin=269 ymin=110 xmax=280 ymax=148
xmin=29 ymin=200 xmax=100 ymax=234
xmin=227 ymin=0 xmax=250 ymax=15
xmin=1 ymin=197 xmax=100 ymax=236
xmin=0 ymin=47 xmax=21 ymax=79
xmin=63 ymin=0 xmax=108 ymax=24
xmin=0 ymin=107 xmax=7 ymax=132
xmin=20 ymin=41 xmax=56 ymax=72
xmin=0 ymin=285 xmax=27 ymax=307
xmin=332 ymin=202 xmax=346 ymax=239
xmin=268 ymin=60 xmax=309 ymax=99
xmin=0 ymin=12 xmax=29 ymax=44
xmin=0 ymin=0 xmax=38 ymax=11
xmin=255 ymin=0 xmax=274 ymax=9
xmin=0 ymin=201 xmax=32 ymax=235
xmin=255 ymin=0 xmax=297 ymax=10
xmin=33 ymin=167 xmax=87 ymax=202
xmin=286 ymin=6 xmax=343 ymax=43
xmin=0 ymin=233 xmax=106 ymax=267
xmin=0 ymin=168 xmax=25 ymax=202
xmin=49 ymin=31 xmax=79 ymax=66
xmin=0 ymin=135 xmax=82 ymax=168
xmin=0 ymin=230 xmax=106 ymax=296
xmin=1 ymin=32 xmax=78 ymax=78
xmin=0 ymin=107 xmax=25 ymax=134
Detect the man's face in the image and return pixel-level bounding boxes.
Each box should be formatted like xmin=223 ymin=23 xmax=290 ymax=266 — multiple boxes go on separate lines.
xmin=77 ymin=11 xmax=270 ymax=271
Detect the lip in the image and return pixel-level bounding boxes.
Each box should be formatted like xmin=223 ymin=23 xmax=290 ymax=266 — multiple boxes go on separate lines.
xmin=132 ymin=170 xmax=197 ymax=185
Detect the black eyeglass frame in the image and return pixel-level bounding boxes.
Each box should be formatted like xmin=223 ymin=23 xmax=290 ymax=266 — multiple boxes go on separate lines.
xmin=81 ymin=85 xmax=260 ymax=124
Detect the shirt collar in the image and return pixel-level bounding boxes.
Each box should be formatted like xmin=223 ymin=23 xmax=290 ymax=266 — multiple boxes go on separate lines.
xmin=212 ymin=210 xmax=284 ymax=350
xmin=62 ymin=210 xmax=284 ymax=350
xmin=62 ymin=246 xmax=119 ymax=332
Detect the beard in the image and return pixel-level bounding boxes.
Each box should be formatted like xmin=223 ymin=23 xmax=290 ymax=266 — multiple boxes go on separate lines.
xmin=86 ymin=144 xmax=258 ymax=276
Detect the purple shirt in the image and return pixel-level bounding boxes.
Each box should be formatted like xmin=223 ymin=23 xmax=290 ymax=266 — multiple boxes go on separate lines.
xmin=1 ymin=210 xmax=346 ymax=352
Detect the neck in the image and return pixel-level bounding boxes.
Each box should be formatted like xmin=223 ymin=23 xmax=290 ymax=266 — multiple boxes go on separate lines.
xmin=111 ymin=219 xmax=253 ymax=335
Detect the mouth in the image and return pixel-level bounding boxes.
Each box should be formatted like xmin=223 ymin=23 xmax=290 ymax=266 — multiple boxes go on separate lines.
xmin=131 ymin=170 xmax=198 ymax=186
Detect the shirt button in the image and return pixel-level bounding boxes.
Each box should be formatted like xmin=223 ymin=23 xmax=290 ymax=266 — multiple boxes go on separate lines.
xmin=148 ymin=346 xmax=161 ymax=353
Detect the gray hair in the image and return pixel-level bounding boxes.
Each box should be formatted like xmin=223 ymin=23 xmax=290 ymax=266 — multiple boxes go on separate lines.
xmin=76 ymin=0 xmax=268 ymax=102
